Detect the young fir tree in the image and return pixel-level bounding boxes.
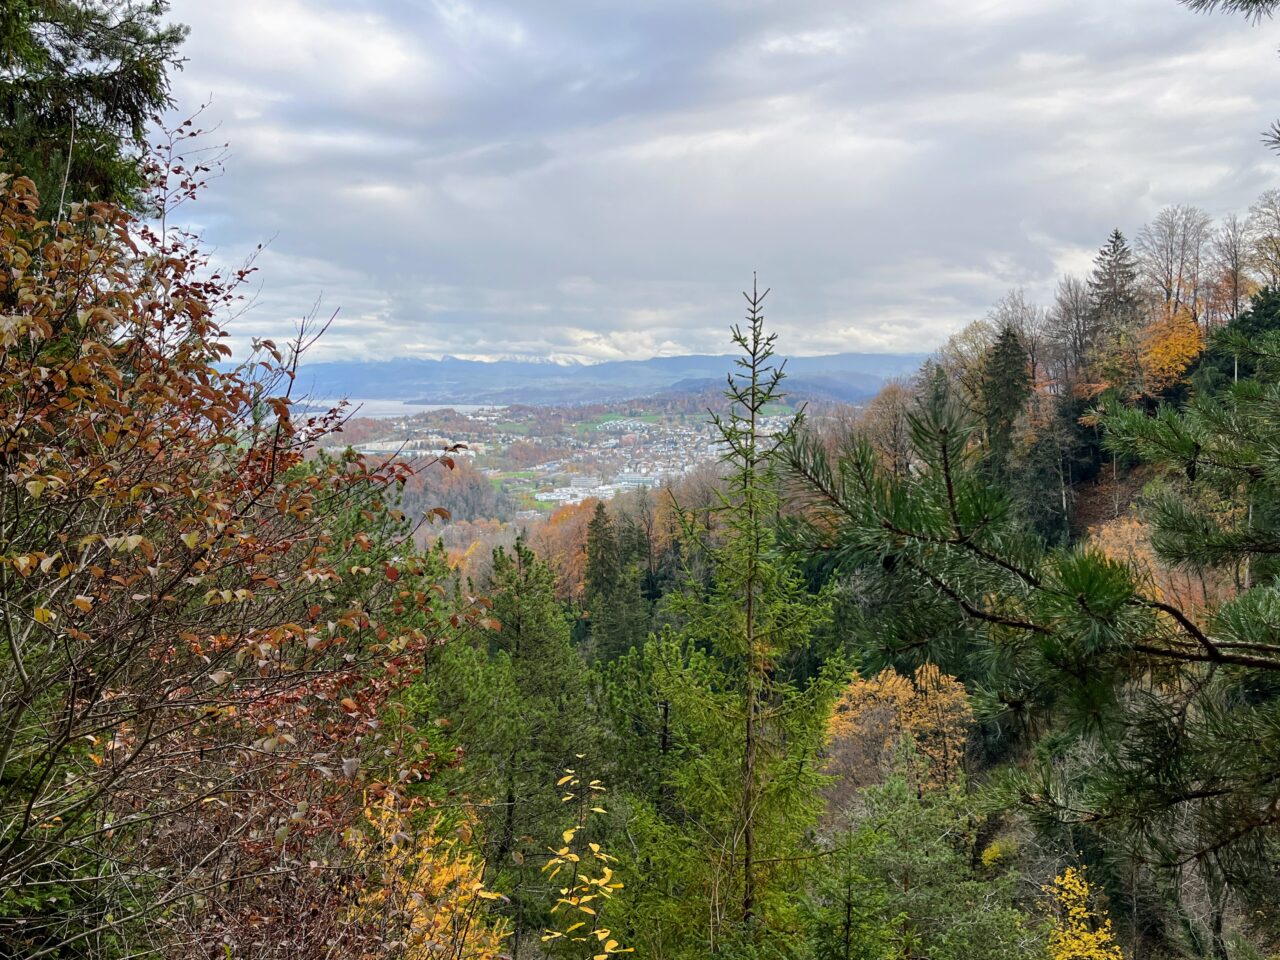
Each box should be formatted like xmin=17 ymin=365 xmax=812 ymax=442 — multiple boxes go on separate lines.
xmin=610 ymin=281 xmax=835 ymax=958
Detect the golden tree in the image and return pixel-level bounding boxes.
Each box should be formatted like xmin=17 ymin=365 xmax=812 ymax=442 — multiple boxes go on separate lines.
xmin=825 ymin=665 xmax=972 ymax=801
xmin=1138 ymin=306 xmax=1203 ymax=395
xmin=344 ymin=797 xmax=509 ymax=959
xmin=1045 ymin=867 xmax=1125 ymax=960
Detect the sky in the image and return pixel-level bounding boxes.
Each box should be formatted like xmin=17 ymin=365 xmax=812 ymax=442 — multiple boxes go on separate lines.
xmin=167 ymin=0 xmax=1280 ymax=363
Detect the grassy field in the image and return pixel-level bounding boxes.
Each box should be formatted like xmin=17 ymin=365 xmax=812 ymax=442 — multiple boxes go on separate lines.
xmin=582 ymin=412 xmax=663 ymax=430
xmin=494 ymin=421 xmax=531 ymax=435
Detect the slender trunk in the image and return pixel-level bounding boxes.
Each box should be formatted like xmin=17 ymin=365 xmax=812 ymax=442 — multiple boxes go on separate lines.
xmin=743 ymin=661 xmax=756 ymax=925
xmin=55 ymin=109 xmax=77 ymax=224
xmin=496 ymin=763 xmax=517 ymax=863
xmin=1112 ymin=453 xmax=1120 ymax=518
xmin=742 ymin=280 xmax=761 ymax=928
xmin=1245 ymin=497 xmax=1253 ymax=591
xmin=1058 ymin=451 xmax=1069 ymax=541
xmin=843 ymin=881 xmax=853 ymax=960
xmin=658 ymin=699 xmax=672 ymax=811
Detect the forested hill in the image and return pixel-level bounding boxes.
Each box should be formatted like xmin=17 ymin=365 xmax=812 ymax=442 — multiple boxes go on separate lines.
xmin=295 ymin=350 xmax=927 ymax=405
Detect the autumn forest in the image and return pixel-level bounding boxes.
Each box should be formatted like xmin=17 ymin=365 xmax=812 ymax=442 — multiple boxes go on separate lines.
xmin=5 ymin=1 xmax=1280 ymax=959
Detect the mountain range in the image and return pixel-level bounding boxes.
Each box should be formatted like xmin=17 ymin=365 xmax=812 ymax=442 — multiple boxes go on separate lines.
xmin=294 ymin=351 xmax=929 ymax=407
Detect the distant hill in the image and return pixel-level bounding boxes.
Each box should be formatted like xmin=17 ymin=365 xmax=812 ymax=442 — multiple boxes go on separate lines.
xmin=294 ymin=352 xmax=927 ymax=406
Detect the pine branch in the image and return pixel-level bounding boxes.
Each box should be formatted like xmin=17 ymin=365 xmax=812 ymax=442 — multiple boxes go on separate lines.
xmin=1180 ymin=0 xmax=1279 ymax=20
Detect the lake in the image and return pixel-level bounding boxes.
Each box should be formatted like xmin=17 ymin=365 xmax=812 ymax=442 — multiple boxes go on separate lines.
xmin=304 ymin=399 xmax=507 ymax=418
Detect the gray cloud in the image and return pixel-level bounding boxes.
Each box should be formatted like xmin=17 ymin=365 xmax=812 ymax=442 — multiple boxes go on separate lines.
xmin=167 ymin=0 xmax=1280 ymax=361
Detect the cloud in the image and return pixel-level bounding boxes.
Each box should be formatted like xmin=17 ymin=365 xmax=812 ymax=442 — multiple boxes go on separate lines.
xmin=167 ymin=0 xmax=1280 ymax=362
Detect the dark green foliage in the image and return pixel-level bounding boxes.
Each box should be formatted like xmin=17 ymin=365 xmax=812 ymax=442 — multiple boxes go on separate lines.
xmin=1089 ymin=229 xmax=1141 ymax=334
xmin=415 ymin=536 xmax=598 ymax=940
xmin=0 ymin=1 xmax=187 ymax=214
xmin=583 ymin=501 xmax=651 ymax=661
xmin=980 ymin=326 xmax=1032 ymax=481
xmin=1011 ymin=394 xmax=1103 ymax=543
xmin=1194 ymin=286 xmax=1280 ymax=391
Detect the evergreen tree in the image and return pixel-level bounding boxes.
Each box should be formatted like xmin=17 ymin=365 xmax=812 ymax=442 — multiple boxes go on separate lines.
xmin=0 ymin=1 xmax=187 ymax=216
xmin=583 ymin=501 xmax=651 ymax=661
xmin=1089 ymin=229 xmax=1141 ymax=333
xmin=609 ymin=281 xmax=836 ymax=958
xmin=585 ymin=501 xmax=620 ymax=602
xmin=1086 ymin=230 xmax=1144 ymax=403
xmin=1193 ymin=285 xmax=1280 ymax=390
xmin=979 ymin=325 xmax=1031 ymax=480
xmin=416 ymin=536 xmax=597 ymax=952
xmin=807 ymin=776 xmax=1045 ymax=960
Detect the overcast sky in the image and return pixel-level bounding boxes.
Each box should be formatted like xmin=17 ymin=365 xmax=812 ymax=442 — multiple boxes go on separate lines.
xmin=167 ymin=0 xmax=1280 ymax=363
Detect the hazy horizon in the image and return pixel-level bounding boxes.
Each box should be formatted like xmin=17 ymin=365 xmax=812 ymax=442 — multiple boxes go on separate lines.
xmin=169 ymin=0 xmax=1280 ymax=363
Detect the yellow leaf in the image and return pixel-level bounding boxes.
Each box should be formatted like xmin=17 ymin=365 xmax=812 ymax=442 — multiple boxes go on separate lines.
xmin=25 ymin=479 xmax=46 ymax=500
xmin=33 ymin=607 xmax=55 ymax=624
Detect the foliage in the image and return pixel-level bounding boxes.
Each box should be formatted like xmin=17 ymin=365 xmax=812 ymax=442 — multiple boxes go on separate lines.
xmin=413 ymin=535 xmax=598 ymax=947
xmin=582 ymin=501 xmax=651 ymax=661
xmin=981 ymin=325 xmax=1032 ymax=479
xmin=0 ymin=0 xmax=188 ymax=214
xmin=778 ymin=364 xmax=1280 ymax=934
xmin=343 ymin=796 xmax=510 ymax=959
xmin=540 ymin=767 xmax=632 ymax=960
xmin=825 ymin=664 xmax=972 ymax=798
xmin=600 ymin=284 xmax=836 ymax=959
xmin=1045 ymin=868 xmax=1125 ymax=960
xmin=809 ymin=777 xmax=1045 ymax=960
xmin=0 ymin=163 xmax=490 ymax=956
xmin=1138 ymin=307 xmax=1203 ymax=396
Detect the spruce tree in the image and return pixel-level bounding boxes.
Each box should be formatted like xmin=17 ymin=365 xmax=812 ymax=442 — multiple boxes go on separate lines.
xmin=583 ymin=501 xmax=650 ymax=661
xmin=585 ymin=501 xmax=620 ymax=603
xmin=1089 ymin=229 xmax=1141 ymax=337
xmin=0 ymin=1 xmax=187 ymax=215
xmin=979 ymin=325 xmax=1031 ymax=480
